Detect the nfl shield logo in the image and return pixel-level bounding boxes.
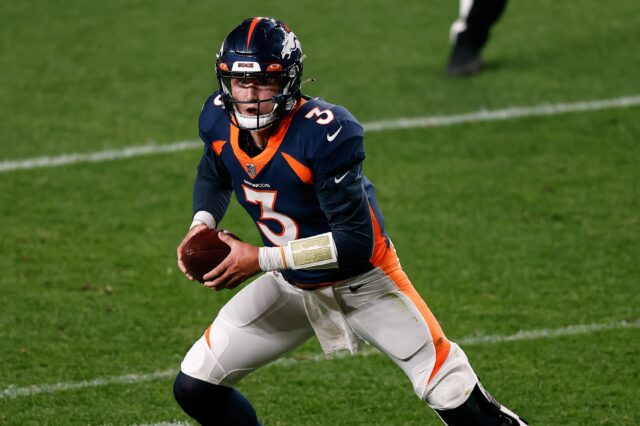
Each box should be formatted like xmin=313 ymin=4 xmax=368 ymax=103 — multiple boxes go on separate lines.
xmin=246 ymin=163 xmax=256 ymax=177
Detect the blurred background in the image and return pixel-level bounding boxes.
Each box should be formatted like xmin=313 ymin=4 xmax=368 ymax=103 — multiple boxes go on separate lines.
xmin=1 ymin=1 xmax=639 ymax=424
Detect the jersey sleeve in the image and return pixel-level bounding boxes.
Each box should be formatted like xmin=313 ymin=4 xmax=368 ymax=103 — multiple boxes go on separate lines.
xmin=308 ymin=106 xmax=366 ymax=181
xmin=315 ymin=162 xmax=374 ymax=268
xmin=192 ymin=94 xmax=233 ymax=225
xmin=303 ymin=103 xmax=372 ymax=266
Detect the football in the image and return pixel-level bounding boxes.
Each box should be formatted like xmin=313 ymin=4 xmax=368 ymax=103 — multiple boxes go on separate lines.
xmin=182 ymin=228 xmax=239 ymax=283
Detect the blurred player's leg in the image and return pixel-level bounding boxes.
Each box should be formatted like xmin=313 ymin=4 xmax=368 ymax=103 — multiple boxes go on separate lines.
xmin=447 ymin=0 xmax=509 ymax=76
xmin=175 ymin=273 xmax=315 ymax=425
xmin=336 ymin=267 xmax=527 ymax=424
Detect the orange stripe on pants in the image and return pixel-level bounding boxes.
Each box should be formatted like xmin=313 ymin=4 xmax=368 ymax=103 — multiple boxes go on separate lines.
xmin=369 ymin=207 xmax=451 ymax=383
xmin=204 ymin=325 xmax=212 ymax=349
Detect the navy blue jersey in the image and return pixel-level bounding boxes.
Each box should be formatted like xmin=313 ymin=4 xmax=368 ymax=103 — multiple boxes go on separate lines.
xmin=194 ymin=92 xmax=394 ymax=285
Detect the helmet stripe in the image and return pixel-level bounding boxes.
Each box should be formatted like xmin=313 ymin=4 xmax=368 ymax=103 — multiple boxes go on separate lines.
xmin=246 ymin=17 xmax=263 ymax=49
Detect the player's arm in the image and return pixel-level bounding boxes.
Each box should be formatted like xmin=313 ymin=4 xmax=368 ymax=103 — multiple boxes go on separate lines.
xmin=314 ymin=160 xmax=374 ymax=267
xmin=177 ymin=140 xmax=233 ymax=279
xmin=191 ymin=138 xmax=232 ymax=228
xmin=257 ymin=161 xmax=372 ymax=272
xmin=257 ymin=120 xmax=373 ymax=272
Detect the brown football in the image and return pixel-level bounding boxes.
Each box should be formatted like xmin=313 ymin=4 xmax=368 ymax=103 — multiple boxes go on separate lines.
xmin=182 ymin=228 xmax=239 ymax=283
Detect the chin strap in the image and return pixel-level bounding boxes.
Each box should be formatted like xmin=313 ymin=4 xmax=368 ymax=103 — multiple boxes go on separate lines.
xmin=234 ymin=103 xmax=280 ymax=130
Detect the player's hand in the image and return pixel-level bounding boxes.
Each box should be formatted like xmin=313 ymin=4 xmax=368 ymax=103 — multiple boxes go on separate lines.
xmin=202 ymin=232 xmax=260 ymax=291
xmin=177 ymin=224 xmax=209 ymax=281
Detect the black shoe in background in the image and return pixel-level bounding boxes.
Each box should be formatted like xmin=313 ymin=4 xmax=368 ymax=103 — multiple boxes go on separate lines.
xmin=446 ymin=43 xmax=483 ymax=77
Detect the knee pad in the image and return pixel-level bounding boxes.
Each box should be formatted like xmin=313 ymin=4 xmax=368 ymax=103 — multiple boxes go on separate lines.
xmin=423 ymin=343 xmax=478 ymax=410
xmin=180 ymin=330 xmax=229 ymax=385
xmin=181 ymin=321 xmax=251 ymax=386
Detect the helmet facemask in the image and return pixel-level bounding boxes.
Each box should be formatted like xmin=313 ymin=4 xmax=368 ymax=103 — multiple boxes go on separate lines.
xmin=217 ymin=65 xmax=301 ymax=131
xmin=214 ymin=17 xmax=304 ymax=131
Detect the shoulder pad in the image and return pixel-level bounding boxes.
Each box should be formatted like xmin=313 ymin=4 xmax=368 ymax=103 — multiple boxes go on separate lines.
xmin=298 ymin=98 xmax=363 ymax=146
xmin=297 ymin=98 xmax=365 ymax=179
xmin=199 ymin=91 xmax=228 ymax=141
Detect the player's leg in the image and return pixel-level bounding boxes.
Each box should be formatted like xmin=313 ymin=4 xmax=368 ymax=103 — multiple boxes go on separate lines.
xmin=434 ymin=381 xmax=529 ymax=425
xmin=450 ymin=0 xmax=508 ymax=52
xmin=447 ymin=0 xmax=509 ymax=76
xmin=173 ymin=371 xmax=259 ymax=426
xmin=336 ymin=267 xmax=527 ymax=425
xmin=174 ymin=272 xmax=315 ymax=425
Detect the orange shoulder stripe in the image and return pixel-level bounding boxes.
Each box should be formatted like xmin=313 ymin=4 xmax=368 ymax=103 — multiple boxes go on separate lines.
xmin=281 ymin=152 xmax=314 ymax=185
xmin=211 ymin=140 xmax=227 ymax=156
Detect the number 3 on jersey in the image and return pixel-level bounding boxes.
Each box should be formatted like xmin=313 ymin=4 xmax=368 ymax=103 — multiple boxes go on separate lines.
xmin=242 ymin=186 xmax=298 ymax=246
xmin=305 ymin=107 xmax=334 ymax=125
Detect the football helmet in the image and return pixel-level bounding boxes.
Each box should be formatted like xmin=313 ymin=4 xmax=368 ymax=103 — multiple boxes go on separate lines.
xmin=216 ymin=17 xmax=304 ymax=130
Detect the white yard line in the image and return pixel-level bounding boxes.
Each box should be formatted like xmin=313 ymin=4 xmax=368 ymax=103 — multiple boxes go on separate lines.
xmin=0 ymin=141 xmax=200 ymax=173
xmin=2 ymin=319 xmax=637 ymax=400
xmin=362 ymin=95 xmax=640 ymax=131
xmin=1 ymin=95 xmax=639 ymax=173
xmin=0 ymin=369 xmax=176 ymax=399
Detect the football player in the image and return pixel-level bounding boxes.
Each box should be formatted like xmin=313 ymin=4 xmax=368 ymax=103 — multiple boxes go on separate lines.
xmin=174 ymin=17 xmax=528 ymax=425
xmin=447 ymin=0 xmax=509 ymax=76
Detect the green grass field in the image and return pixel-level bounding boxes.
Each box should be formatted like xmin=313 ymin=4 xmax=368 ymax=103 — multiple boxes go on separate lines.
xmin=1 ymin=0 xmax=639 ymax=425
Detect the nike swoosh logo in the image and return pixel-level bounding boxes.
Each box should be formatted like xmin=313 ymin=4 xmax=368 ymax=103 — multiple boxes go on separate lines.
xmin=348 ymin=282 xmax=367 ymax=293
xmin=334 ymin=171 xmax=349 ymax=184
xmin=327 ymin=126 xmax=342 ymax=142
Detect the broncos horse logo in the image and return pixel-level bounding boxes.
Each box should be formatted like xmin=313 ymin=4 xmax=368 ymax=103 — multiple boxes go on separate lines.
xmin=281 ymin=31 xmax=301 ymax=59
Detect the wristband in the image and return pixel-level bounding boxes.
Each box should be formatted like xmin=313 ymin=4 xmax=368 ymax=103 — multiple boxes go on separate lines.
xmin=259 ymin=246 xmax=286 ymax=271
xmin=190 ymin=211 xmax=216 ymax=229
xmin=258 ymin=232 xmax=338 ymax=272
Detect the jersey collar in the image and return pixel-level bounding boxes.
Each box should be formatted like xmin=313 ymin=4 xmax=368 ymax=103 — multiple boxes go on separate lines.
xmin=229 ymin=98 xmax=307 ymax=179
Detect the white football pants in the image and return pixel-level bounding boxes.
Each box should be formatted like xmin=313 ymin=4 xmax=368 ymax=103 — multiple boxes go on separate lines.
xmin=180 ymin=268 xmax=478 ymax=410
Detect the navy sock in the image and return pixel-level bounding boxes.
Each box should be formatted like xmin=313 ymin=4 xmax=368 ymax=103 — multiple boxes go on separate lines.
xmin=173 ymin=371 xmax=260 ymax=426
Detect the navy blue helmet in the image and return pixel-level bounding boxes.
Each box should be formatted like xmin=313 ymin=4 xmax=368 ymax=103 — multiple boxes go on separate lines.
xmin=215 ymin=17 xmax=305 ymax=130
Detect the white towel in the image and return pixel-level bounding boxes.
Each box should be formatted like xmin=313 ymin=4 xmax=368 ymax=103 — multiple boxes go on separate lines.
xmin=301 ymin=286 xmax=359 ymax=354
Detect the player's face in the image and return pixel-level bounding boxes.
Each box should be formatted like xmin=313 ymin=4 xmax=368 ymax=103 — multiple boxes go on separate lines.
xmin=230 ymin=78 xmax=281 ymax=116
